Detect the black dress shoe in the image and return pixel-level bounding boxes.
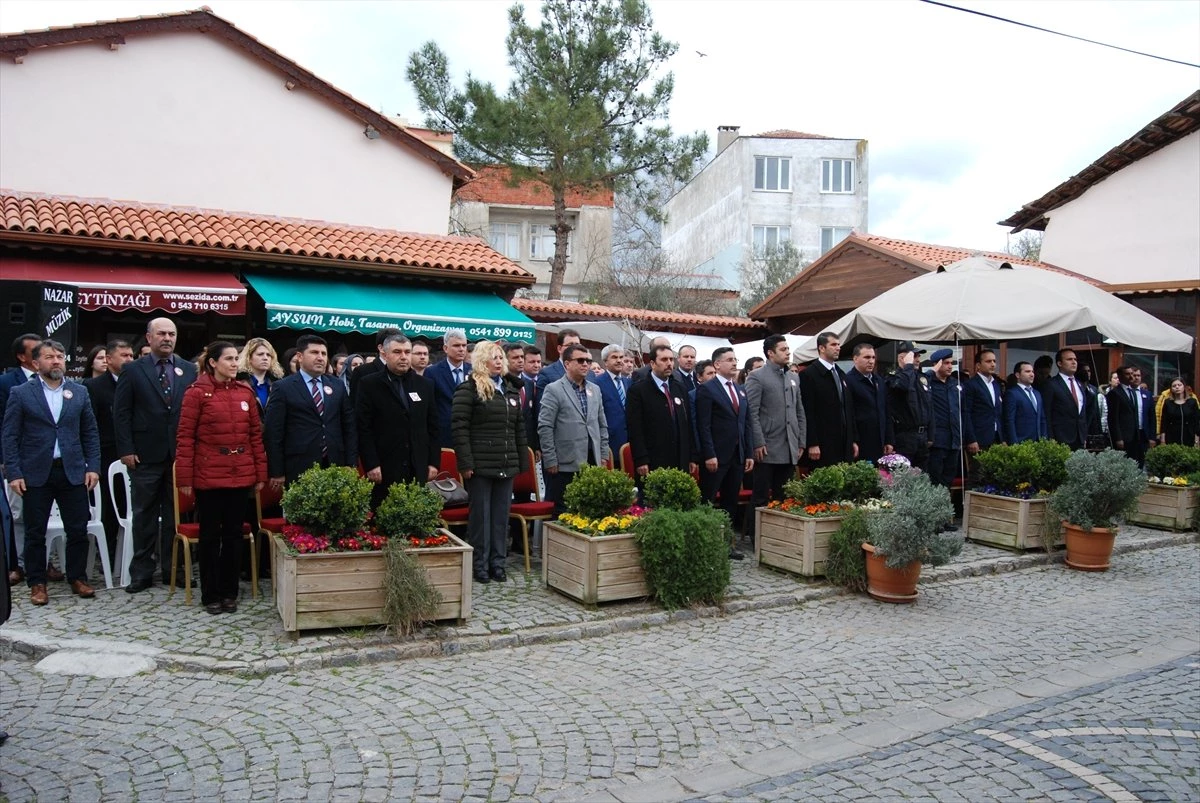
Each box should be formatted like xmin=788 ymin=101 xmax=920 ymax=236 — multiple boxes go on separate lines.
xmin=221 ymin=598 xmax=238 ymax=613
xmin=473 ymin=570 xmax=490 ymax=584
xmin=490 ymin=568 xmax=507 ymax=583
xmin=729 ymin=549 xmax=745 ymax=561
xmin=125 ymin=577 xmax=154 ymax=594
xmin=204 ymin=602 xmax=223 ymax=615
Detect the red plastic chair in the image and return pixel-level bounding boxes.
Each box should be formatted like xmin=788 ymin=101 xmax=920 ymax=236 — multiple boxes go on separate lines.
xmin=508 ymin=447 xmax=555 ymax=573
xmin=437 ymin=448 xmax=470 ymax=529
xmin=169 ymin=463 xmax=255 ymax=604
xmin=619 ymin=443 xmax=636 ymax=482
xmin=256 ymin=482 xmax=286 ymax=589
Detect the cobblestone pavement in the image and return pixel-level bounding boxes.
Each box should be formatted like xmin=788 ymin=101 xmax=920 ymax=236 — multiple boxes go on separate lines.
xmin=1 ymin=542 xmax=1197 ymax=802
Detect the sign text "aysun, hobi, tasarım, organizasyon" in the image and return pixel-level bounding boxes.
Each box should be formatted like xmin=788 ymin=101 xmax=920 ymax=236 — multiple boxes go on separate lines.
xmin=268 ymin=310 xmax=533 ymax=341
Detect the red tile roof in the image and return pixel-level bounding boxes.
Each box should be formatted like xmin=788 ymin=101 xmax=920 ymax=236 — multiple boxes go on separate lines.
xmin=0 ymin=8 xmax=474 ymax=185
xmin=859 ymin=233 xmax=1097 ymax=282
xmin=455 ymin=165 xmax=614 ymax=208
xmin=1000 ymin=90 xmax=1200 ymax=232
xmin=752 ymin=129 xmax=837 ymax=140
xmin=0 ymin=192 xmax=533 ymax=281
xmin=511 ymin=297 xmax=762 ymax=332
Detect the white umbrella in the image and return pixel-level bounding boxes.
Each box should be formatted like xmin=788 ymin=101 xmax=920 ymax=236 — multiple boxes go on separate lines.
xmin=534 ymin=320 xmax=647 ymax=351
xmin=824 ymin=256 xmax=1194 ymax=352
xmin=733 ymin=334 xmax=818 ymax=366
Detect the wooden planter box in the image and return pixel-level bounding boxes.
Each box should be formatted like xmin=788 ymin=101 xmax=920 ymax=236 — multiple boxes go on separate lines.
xmin=754 ymin=507 xmax=843 ymax=578
xmin=964 ymin=491 xmax=1061 ymax=552
xmin=271 ymin=529 xmax=472 ymax=634
xmin=1127 ymin=484 xmax=1199 ymax=531
xmin=542 ymin=522 xmax=648 ymax=604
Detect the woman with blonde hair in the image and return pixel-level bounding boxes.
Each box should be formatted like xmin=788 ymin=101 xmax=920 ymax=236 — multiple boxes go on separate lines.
xmin=237 ymin=338 xmax=284 ymax=416
xmin=451 ymin=340 xmax=528 ymax=584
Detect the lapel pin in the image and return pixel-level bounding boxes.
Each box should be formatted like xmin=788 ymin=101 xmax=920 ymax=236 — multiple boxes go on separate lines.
xmin=174 ymin=366 xmax=184 ymax=376
xmin=63 ymin=389 xmax=73 ymax=399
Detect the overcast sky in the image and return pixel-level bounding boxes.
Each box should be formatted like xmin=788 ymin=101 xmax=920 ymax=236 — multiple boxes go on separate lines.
xmin=3 ymin=0 xmax=1197 ymax=255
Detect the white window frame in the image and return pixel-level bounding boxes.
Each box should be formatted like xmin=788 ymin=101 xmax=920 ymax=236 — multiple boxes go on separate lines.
xmin=820 ymin=226 xmax=853 ymax=255
xmin=530 ymin=223 xmax=571 ymax=260
xmin=489 ymin=222 xmax=521 ymax=260
xmin=821 ymin=159 xmax=855 ymax=194
xmin=752 ymin=225 xmax=791 ymax=253
xmin=754 ymin=156 xmax=791 ymax=192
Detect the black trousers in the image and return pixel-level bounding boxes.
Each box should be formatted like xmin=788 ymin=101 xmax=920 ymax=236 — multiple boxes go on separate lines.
xmin=129 ymin=460 xmax=176 ymax=585
xmin=893 ymin=430 xmax=930 ymax=471
xmin=21 ymin=462 xmax=90 ymax=586
xmin=466 ymin=475 xmax=514 ymax=574
xmin=195 ymin=487 xmax=247 ymax=604
xmin=746 ymin=462 xmax=795 ymax=543
xmin=700 ymin=458 xmax=744 ymax=531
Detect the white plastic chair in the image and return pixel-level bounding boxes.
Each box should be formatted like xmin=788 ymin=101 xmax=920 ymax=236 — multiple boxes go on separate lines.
xmin=107 ymin=461 xmax=135 ymax=587
xmin=45 ymin=483 xmax=114 ymax=589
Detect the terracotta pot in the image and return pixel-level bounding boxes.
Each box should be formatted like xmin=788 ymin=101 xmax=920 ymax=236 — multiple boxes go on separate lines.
xmin=1062 ymin=521 xmax=1116 ymax=572
xmin=862 ymin=543 xmax=921 ymax=604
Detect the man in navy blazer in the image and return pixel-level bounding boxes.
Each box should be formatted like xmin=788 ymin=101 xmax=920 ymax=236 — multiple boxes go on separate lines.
xmin=1044 ymin=348 xmax=1100 ymax=451
xmin=695 ymin=347 xmax=754 ymax=558
xmin=963 ymin=348 xmax=1004 ymax=453
xmin=593 ymin=344 xmax=631 ymax=457
xmin=0 ymin=333 xmax=41 ymax=425
xmin=1108 ymin=365 xmax=1153 ymax=467
xmin=113 ymin=317 xmax=197 ymax=592
xmin=265 ymin=334 xmax=357 ymax=487
xmin=844 ymin=343 xmax=893 ymax=464
xmin=2 ymin=339 xmax=101 ymax=604
xmin=1002 ymin=361 xmax=1047 ymax=444
xmin=424 ymin=328 xmax=472 ymax=449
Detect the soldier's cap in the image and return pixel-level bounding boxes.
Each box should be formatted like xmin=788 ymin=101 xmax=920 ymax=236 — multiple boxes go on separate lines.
xmin=896 ymin=341 xmax=926 ymax=355
xmin=929 ymin=348 xmax=954 ymax=362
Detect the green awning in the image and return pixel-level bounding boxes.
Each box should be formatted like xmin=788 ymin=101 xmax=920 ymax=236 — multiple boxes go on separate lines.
xmin=245 ymin=273 xmax=535 ymax=341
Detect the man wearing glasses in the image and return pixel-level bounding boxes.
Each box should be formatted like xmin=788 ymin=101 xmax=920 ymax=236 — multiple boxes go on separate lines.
xmin=537 ymin=345 xmax=609 ymax=513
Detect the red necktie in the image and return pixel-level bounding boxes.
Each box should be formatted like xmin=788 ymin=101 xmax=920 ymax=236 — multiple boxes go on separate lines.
xmin=662 ymin=381 xmax=674 ymax=418
xmin=726 ymin=380 xmax=739 ymax=412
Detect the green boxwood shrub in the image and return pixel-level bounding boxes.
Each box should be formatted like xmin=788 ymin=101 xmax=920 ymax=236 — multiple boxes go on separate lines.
xmin=1145 ymin=444 xmax=1200 ymax=478
xmin=375 ymin=481 xmax=444 ymax=537
xmin=563 ymin=465 xmax=636 ymax=520
xmin=1027 ymin=439 xmax=1071 ymax=492
xmin=635 ymin=506 xmax=731 ymax=609
xmin=841 ymin=461 xmax=882 ymax=502
xmin=643 ymin=467 xmax=702 ymax=511
xmin=974 ymin=443 xmax=1040 ymax=493
xmin=825 ymin=508 xmax=870 ymax=592
xmin=796 ymin=465 xmax=845 ymax=504
xmin=282 ymin=465 xmax=372 ymax=537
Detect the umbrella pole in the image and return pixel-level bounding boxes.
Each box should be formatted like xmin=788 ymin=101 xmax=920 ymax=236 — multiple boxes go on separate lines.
xmin=956 ymin=335 xmax=968 ymax=528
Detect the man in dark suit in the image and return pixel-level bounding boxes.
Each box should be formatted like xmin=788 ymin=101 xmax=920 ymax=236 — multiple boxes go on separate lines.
xmin=673 ymin=345 xmax=699 ymax=393
xmin=520 ymin=345 xmax=542 ymax=455
xmin=626 ymin=344 xmax=695 ymax=476
xmin=1002 ymin=361 xmax=1047 ymax=444
xmin=630 ymin=335 xmax=671 ymax=385
xmin=348 ymin=327 xmax=399 ymax=396
xmin=355 ymin=334 xmax=439 ymax=508
xmin=2 ymin=339 xmax=101 ymax=604
xmin=798 ymin=332 xmax=858 ymax=467
xmin=963 ymin=348 xmax=1003 ymax=454
xmin=844 ymin=343 xmax=893 ymax=464
xmin=0 ymin=332 xmax=41 ymax=420
xmin=1108 ymin=365 xmax=1152 ymax=467
xmin=113 ymin=317 xmax=197 ymax=593
xmin=424 ymin=328 xmax=472 ymax=448
xmin=533 ymin=328 xmax=582 ymax=395
xmin=83 ymin=338 xmax=134 ymax=565
xmin=695 ymin=347 xmax=753 ymax=559
xmin=925 ymin=349 xmax=963 ymax=490
xmin=594 ymin=344 xmax=631 ymax=458
xmin=265 ymin=334 xmax=358 ymax=488
xmin=1044 ymin=348 xmax=1099 ymax=451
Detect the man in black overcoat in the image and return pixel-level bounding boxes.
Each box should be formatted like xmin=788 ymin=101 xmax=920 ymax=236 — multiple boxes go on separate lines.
xmin=798 ymin=332 xmax=858 ymax=467
xmin=626 ymin=345 xmax=696 ymax=476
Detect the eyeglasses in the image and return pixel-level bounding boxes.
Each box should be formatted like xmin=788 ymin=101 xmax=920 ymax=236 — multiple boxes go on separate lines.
xmin=572 ymin=358 xmax=593 ymax=365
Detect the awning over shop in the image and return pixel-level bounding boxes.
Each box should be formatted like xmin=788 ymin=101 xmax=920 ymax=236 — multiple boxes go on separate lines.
xmin=245 ymin=273 xmax=535 ymax=342
xmin=0 ymin=258 xmax=247 ymax=315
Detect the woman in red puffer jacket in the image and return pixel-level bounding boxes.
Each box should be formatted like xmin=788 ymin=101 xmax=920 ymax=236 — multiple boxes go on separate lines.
xmin=176 ymin=341 xmax=267 ymax=615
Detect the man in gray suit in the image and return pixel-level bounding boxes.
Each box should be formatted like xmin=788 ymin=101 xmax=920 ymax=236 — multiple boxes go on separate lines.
xmin=538 ymin=344 xmax=609 ymax=513
xmin=744 ymin=334 xmax=807 ymax=545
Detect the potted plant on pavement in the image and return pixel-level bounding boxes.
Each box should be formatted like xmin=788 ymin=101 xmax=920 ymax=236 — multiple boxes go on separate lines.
xmin=966 ymin=440 xmax=1070 ymax=552
xmin=1129 ymin=444 xmax=1200 ymax=531
xmin=1048 ymin=449 xmax=1147 ymax=572
xmin=862 ymin=467 xmax=963 ymax=603
xmin=755 ymin=460 xmax=882 ymax=578
xmin=543 ymin=465 xmax=648 ymax=604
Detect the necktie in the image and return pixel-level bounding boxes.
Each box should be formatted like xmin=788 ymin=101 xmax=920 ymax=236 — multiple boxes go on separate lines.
xmin=1025 ymin=386 xmax=1036 ymax=410
xmin=726 ymin=380 xmax=739 ymax=412
xmin=832 ymin=365 xmax=843 ymax=400
xmin=616 ymin=376 xmax=626 ymax=406
xmin=158 ymin=358 xmax=172 ymax=398
xmin=662 ymin=381 xmax=674 ymax=418
xmin=311 ymin=378 xmax=324 ymax=415
xmin=1068 ymin=377 xmax=1080 ymax=411
xmin=453 ymin=367 xmax=462 ymax=385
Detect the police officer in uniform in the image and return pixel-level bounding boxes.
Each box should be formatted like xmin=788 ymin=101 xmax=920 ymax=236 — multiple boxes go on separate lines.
xmin=886 ymin=341 xmax=932 ymax=470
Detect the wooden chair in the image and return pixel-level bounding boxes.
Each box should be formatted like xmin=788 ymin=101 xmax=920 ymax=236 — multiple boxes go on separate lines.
xmin=436 ymin=448 xmax=470 ymax=529
xmin=618 ymin=442 xmax=636 ymax=482
xmin=508 ymin=447 xmax=555 ymax=573
xmin=169 ymin=463 xmax=256 ymax=604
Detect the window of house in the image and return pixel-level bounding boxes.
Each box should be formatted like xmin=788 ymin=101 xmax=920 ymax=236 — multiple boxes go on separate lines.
xmin=489 ymin=222 xmax=521 ymax=260
xmin=821 ymin=159 xmax=855 ymax=193
xmin=754 ymin=156 xmax=791 ymax=191
xmin=820 ymin=226 xmax=853 ymax=255
xmin=752 ymin=225 xmax=791 ymax=252
xmin=530 ymin=224 xmax=571 ymax=260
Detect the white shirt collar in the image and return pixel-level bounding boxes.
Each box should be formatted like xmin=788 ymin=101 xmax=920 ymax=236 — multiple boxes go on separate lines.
xmin=818 ymin=358 xmax=836 ymax=371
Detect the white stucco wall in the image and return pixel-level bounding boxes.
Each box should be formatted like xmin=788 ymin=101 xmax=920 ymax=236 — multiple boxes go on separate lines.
xmin=0 ymin=33 xmax=454 ymax=231
xmin=662 ymin=136 xmax=869 ymax=289
xmin=1040 ymin=130 xmax=1200 ymax=284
